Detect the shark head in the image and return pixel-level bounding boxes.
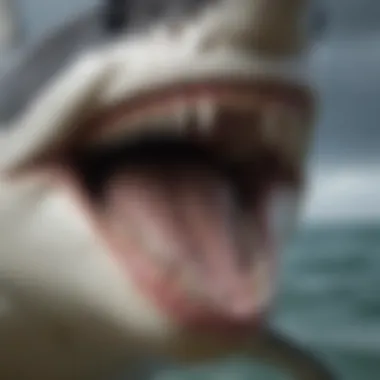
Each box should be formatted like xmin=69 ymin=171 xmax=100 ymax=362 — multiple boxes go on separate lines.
xmin=0 ymin=0 xmax=319 ymax=364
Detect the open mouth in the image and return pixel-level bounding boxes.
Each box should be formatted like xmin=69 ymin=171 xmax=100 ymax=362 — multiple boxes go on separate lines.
xmin=57 ymin=80 xmax=313 ymax=331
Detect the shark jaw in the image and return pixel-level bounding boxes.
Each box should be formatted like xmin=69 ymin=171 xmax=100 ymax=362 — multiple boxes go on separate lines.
xmin=0 ymin=0 xmax=316 ymax=351
xmin=27 ymin=78 xmax=314 ymax=336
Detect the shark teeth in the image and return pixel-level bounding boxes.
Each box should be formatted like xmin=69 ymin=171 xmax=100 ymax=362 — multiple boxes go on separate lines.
xmin=85 ymin=98 xmax=218 ymax=150
xmin=83 ymin=93 xmax=310 ymax=169
xmin=84 ymin=96 xmax=253 ymax=154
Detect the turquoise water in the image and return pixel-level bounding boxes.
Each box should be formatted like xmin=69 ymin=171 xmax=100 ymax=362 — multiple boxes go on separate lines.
xmin=151 ymin=223 xmax=380 ymax=380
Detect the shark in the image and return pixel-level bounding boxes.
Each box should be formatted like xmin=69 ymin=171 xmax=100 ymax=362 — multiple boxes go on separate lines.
xmin=0 ymin=1 xmax=332 ymax=379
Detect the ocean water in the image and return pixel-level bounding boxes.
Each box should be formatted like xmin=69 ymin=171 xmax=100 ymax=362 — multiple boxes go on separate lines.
xmin=151 ymin=223 xmax=380 ymax=380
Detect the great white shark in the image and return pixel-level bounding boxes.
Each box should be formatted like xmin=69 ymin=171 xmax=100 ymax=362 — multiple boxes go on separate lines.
xmin=0 ymin=1 xmax=333 ymax=379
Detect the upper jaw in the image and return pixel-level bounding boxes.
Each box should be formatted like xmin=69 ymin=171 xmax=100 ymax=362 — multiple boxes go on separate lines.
xmin=0 ymin=0 xmax=313 ymax=175
xmin=0 ymin=44 xmax=313 ymax=177
xmin=1 ymin=71 xmax=314 ymax=179
xmin=82 ymin=79 xmax=313 ymax=161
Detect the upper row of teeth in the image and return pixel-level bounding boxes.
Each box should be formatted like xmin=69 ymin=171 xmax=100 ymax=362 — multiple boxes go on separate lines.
xmin=86 ymin=97 xmax=311 ymax=165
xmin=87 ymin=97 xmax=218 ymax=145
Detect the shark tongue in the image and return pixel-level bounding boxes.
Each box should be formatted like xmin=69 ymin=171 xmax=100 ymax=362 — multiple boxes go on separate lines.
xmin=102 ymin=165 xmax=258 ymax=316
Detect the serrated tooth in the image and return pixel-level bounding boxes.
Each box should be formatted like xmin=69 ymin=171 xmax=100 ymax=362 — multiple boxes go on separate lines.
xmin=196 ymin=97 xmax=217 ymax=134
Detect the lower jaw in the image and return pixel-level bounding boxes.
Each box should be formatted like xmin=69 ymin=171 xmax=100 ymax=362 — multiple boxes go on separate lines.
xmin=55 ymin=162 xmax=279 ymax=333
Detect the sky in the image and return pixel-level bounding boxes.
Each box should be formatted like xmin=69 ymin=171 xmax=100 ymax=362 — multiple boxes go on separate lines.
xmin=2 ymin=0 xmax=380 ymax=223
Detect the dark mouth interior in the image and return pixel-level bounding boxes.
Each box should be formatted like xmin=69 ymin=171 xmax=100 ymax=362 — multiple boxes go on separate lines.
xmin=70 ymin=133 xmax=286 ymax=210
xmin=61 ymin=92 xmax=305 ymax=321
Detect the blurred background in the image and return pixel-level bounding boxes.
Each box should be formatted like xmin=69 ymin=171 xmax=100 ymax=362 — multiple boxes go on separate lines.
xmin=1 ymin=1 xmax=379 ymax=379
